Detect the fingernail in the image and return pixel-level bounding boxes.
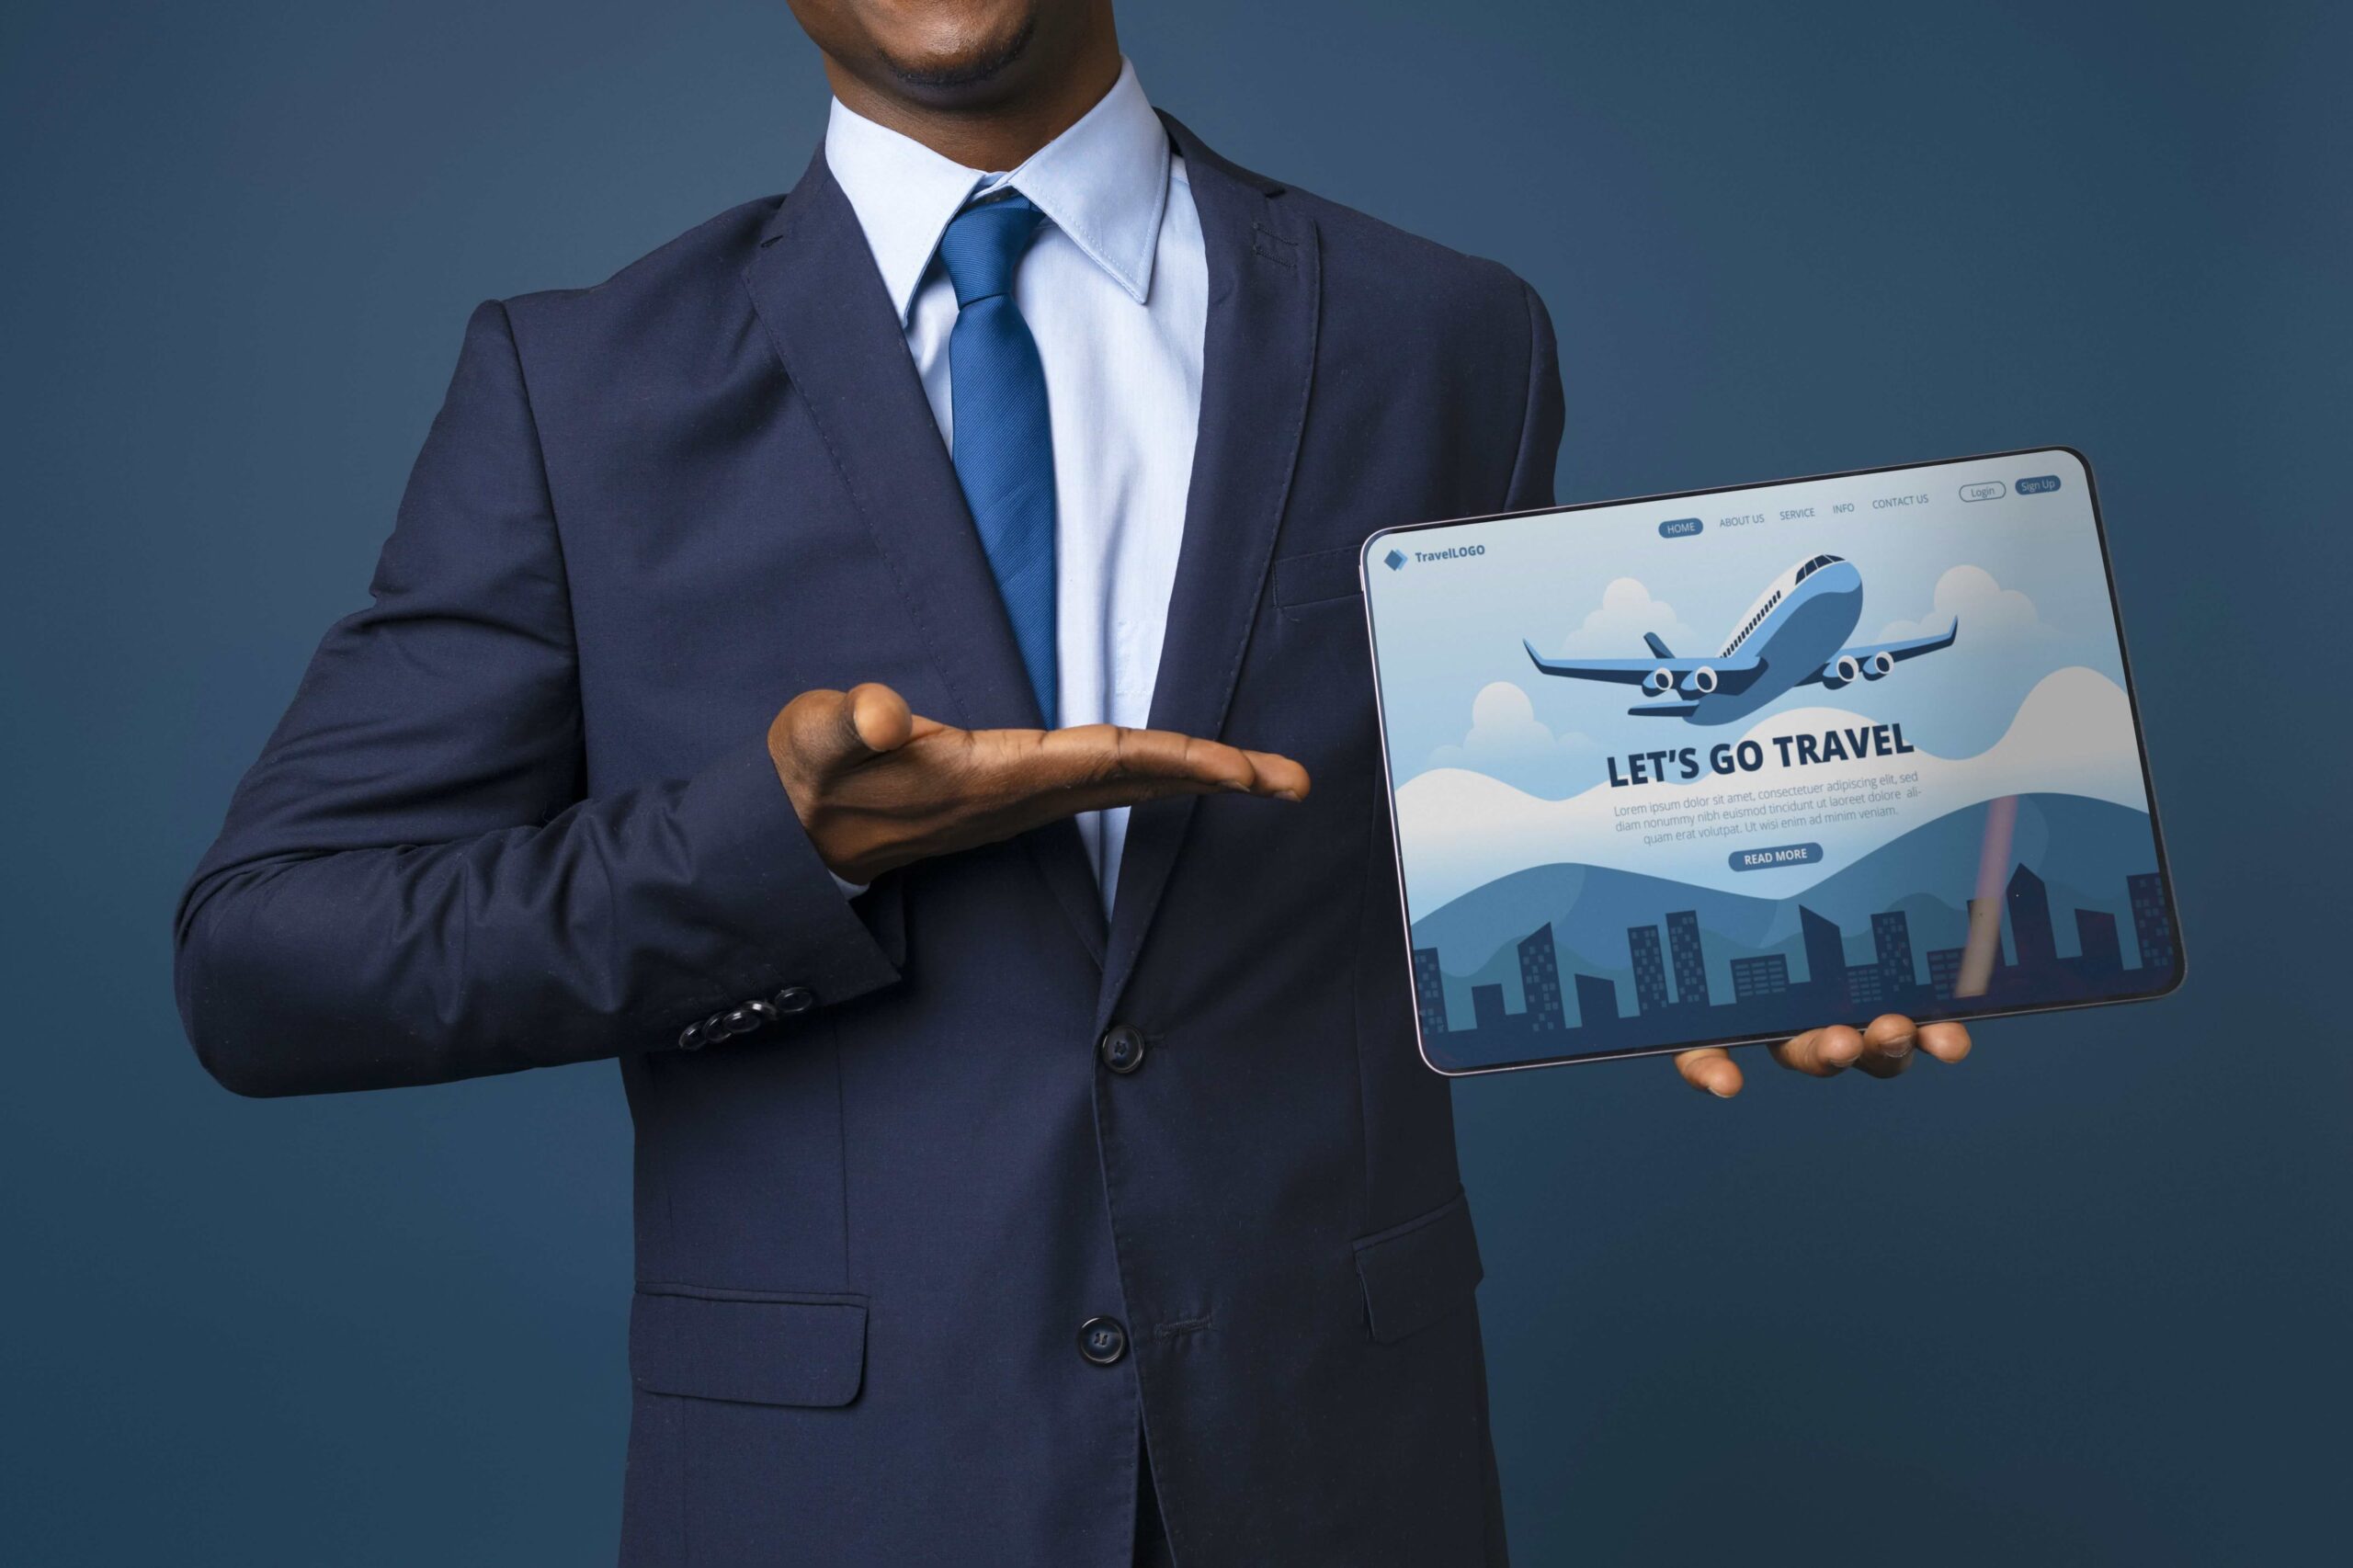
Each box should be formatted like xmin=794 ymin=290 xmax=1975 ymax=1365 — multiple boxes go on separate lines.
xmin=1274 ymin=789 xmax=1302 ymax=802
xmin=1710 ymin=1081 xmax=1734 ymax=1099
xmin=1220 ymin=779 xmax=1248 ymax=792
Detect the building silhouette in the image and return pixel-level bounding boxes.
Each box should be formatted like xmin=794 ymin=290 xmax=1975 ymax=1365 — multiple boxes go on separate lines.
xmin=1872 ymin=910 xmax=1917 ymax=997
xmin=1518 ymin=925 xmax=1564 ymax=1030
xmin=1628 ymin=926 xmax=1668 ymax=1014
xmin=2129 ymin=871 xmax=2175 ymax=973
xmin=1411 ymin=947 xmax=1449 ymax=1038
xmin=1666 ymin=910 xmax=1710 ymax=1007
xmin=2007 ymin=864 xmax=2057 ymax=971
xmin=1413 ymin=860 xmax=2173 ymax=1063
xmin=1573 ymin=973 xmax=1619 ymax=1031
xmin=2074 ymin=909 xmax=2122 ymax=974
xmin=1927 ymin=948 xmax=1963 ymax=1002
xmin=1968 ymin=896 xmax=2010 ymax=971
xmin=1800 ymin=904 xmax=1846 ymax=994
xmin=1732 ymin=954 xmax=1789 ymax=999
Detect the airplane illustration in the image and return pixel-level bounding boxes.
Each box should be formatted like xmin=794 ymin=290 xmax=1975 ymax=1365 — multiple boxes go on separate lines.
xmin=1522 ymin=553 xmax=1957 ymax=725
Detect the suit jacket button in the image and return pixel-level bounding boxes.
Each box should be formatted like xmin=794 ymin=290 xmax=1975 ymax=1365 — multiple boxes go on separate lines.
xmin=1077 ymin=1316 xmax=1128 ymax=1366
xmin=1098 ymin=1025 xmax=1146 ymax=1075
xmin=774 ymin=985 xmax=817 ymax=1017
xmin=676 ymin=1021 xmax=707 ymax=1051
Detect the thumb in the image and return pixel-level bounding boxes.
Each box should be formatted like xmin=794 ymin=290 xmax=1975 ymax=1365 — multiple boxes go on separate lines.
xmin=844 ymin=682 xmax=915 ymax=756
xmin=773 ymin=683 xmax=915 ymax=782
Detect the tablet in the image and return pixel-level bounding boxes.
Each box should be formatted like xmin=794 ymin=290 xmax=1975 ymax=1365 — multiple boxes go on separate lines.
xmin=1361 ymin=448 xmax=2183 ymax=1074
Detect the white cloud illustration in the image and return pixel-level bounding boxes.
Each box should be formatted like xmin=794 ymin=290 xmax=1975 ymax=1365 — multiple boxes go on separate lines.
xmin=1394 ymin=665 xmax=2149 ymax=915
xmin=1552 ymin=577 xmax=1700 ymax=657
xmin=1880 ymin=564 xmax=2040 ymax=644
xmin=1428 ymin=681 xmax=1597 ymax=793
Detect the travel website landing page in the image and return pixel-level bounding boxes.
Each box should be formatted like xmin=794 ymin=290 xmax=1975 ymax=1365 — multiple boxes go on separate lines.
xmin=1363 ymin=449 xmax=2180 ymax=1074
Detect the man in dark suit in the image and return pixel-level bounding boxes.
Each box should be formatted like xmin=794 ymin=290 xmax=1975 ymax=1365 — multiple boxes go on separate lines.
xmin=176 ymin=2 xmax=1972 ymax=1562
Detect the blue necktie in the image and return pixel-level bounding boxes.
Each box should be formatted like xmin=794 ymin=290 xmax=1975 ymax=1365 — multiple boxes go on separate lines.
xmin=938 ymin=193 xmax=1058 ymax=726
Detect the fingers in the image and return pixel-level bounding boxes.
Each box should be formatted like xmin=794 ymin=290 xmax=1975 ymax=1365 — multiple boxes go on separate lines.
xmin=1022 ymin=724 xmax=1312 ymax=808
xmin=1768 ymin=1024 xmax=1866 ymax=1077
xmin=1235 ymin=745 xmax=1313 ymax=801
xmin=1675 ymin=1047 xmax=1744 ymax=1098
xmin=1855 ymin=1014 xmax=1920 ymax=1079
xmin=1769 ymin=1016 xmax=1974 ymax=1081
xmin=1917 ymin=1020 xmax=1972 ymax=1063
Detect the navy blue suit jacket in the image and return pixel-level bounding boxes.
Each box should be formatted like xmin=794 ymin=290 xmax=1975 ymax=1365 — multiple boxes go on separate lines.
xmin=177 ymin=117 xmax=1563 ymax=1567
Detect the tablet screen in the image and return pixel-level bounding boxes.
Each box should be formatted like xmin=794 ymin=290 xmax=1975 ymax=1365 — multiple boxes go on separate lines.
xmin=1362 ymin=449 xmax=2182 ymax=1074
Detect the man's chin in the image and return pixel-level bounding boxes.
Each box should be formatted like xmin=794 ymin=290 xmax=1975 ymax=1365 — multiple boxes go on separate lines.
xmin=881 ymin=13 xmax=1037 ymax=93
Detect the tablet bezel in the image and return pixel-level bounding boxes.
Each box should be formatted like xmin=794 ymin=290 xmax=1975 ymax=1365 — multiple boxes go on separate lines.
xmin=1359 ymin=446 xmax=2186 ymax=1076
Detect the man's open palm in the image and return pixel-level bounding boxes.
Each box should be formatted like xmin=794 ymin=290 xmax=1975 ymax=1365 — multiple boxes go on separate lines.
xmin=769 ymin=682 xmax=1312 ymax=885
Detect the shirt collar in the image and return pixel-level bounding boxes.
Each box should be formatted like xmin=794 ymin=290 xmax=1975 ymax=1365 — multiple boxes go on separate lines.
xmin=824 ymin=57 xmax=1171 ymax=324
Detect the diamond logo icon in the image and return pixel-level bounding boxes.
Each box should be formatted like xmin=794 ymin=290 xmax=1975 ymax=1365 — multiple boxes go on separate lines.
xmin=1383 ymin=548 xmax=1407 ymax=572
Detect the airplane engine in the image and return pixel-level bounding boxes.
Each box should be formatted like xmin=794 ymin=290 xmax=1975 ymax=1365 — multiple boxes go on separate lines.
xmin=1862 ymin=650 xmax=1896 ymax=679
xmin=1823 ymin=654 xmax=1861 ymax=687
xmin=1686 ymin=665 xmax=1720 ymax=695
xmin=1643 ymin=666 xmax=1675 ymax=696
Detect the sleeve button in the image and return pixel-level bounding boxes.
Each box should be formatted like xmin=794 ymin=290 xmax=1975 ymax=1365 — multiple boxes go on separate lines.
xmin=773 ymin=985 xmax=817 ymax=1017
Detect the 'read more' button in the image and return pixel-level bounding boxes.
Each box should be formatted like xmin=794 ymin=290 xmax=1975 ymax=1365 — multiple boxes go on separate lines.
xmin=1729 ymin=841 xmax=1824 ymax=872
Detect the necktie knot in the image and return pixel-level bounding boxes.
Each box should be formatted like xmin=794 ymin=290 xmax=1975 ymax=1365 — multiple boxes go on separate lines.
xmin=938 ymin=193 xmax=1046 ymax=308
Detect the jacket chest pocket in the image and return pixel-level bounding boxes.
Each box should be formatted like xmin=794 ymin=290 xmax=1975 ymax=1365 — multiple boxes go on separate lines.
xmin=1271 ymin=544 xmax=1369 ymax=620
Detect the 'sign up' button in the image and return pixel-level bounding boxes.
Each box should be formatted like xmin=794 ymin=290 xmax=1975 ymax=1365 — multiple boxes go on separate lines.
xmin=2017 ymin=474 xmax=2062 ymax=494
xmin=1729 ymin=841 xmax=1824 ymax=872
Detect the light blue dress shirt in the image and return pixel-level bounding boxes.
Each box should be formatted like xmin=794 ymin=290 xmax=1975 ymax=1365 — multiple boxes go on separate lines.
xmin=824 ymin=61 xmax=1208 ymax=910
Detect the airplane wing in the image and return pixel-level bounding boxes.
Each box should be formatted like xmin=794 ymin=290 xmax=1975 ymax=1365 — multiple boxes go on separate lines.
xmin=1798 ymin=619 xmax=1959 ymax=685
xmin=1522 ymin=640 xmax=1764 ymax=690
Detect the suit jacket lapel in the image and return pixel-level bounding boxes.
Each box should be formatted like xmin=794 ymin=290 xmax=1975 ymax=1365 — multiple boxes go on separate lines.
xmin=743 ymin=147 xmax=1106 ymax=961
xmin=1098 ymin=117 xmax=1321 ymax=1025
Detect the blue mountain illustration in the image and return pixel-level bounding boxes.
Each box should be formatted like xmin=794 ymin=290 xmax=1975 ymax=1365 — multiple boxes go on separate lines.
xmin=1410 ymin=792 xmax=2161 ymax=1024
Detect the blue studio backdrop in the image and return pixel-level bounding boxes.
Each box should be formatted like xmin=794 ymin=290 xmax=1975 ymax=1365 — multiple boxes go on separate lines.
xmin=3 ymin=2 xmax=2346 ymax=1562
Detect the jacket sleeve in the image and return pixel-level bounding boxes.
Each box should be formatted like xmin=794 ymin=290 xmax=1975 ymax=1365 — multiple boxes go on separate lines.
xmin=175 ymin=301 xmax=901 ymax=1097
xmin=1502 ymin=278 xmax=1564 ymax=512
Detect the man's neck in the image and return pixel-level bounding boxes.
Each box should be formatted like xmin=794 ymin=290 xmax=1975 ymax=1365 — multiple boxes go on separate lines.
xmin=821 ymin=43 xmax=1122 ymax=173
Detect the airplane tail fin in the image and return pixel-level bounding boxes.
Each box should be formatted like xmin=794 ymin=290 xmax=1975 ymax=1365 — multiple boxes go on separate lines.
xmin=1643 ymin=631 xmax=1675 ymax=659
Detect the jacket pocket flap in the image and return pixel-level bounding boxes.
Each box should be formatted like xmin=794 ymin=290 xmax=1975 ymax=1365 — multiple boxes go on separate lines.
xmin=1272 ymin=545 xmax=1368 ymax=608
xmin=1352 ymin=1189 xmax=1483 ymax=1345
xmin=630 ymin=1287 xmax=868 ymax=1407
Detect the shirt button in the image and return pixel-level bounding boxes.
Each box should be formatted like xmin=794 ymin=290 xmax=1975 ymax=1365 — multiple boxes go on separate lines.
xmin=1077 ymin=1316 xmax=1128 ymax=1366
xmin=1097 ymin=1024 xmax=1146 ymax=1075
